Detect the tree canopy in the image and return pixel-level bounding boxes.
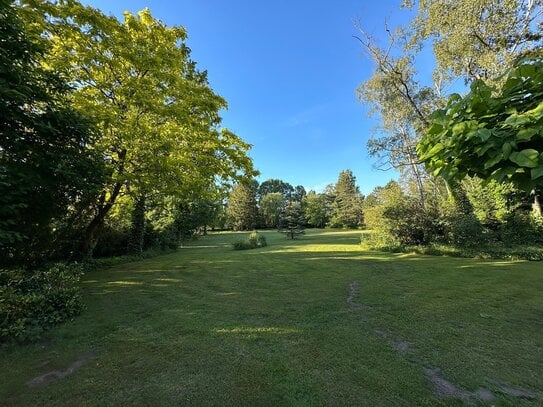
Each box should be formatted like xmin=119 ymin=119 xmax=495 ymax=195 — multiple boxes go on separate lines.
xmin=417 ymin=57 xmax=543 ymax=192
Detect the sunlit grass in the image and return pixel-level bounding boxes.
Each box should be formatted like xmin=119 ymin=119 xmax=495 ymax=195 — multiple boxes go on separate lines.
xmin=1 ymin=229 xmax=541 ymax=405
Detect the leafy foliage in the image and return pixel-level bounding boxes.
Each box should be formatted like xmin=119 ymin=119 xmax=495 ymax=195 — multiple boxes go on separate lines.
xmin=0 ymin=0 xmax=105 ymax=266
xmin=259 ymin=192 xmax=284 ymax=228
xmin=0 ymin=263 xmax=84 ymax=342
xmin=410 ymin=0 xmax=543 ymax=83
xmin=19 ymin=1 xmax=256 ymax=258
xmin=418 ymin=57 xmax=543 ymax=192
xmin=302 ymin=191 xmax=330 ymax=228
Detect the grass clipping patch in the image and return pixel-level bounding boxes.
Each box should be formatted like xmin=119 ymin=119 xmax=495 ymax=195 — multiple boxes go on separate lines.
xmin=232 ymin=231 xmax=267 ymax=250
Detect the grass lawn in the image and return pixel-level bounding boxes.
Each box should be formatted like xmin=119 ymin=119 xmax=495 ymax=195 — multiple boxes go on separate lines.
xmin=1 ymin=229 xmax=542 ymax=406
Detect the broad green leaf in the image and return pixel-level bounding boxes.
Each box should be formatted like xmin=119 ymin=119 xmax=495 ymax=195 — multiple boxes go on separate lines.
xmin=509 ymin=149 xmax=540 ymax=168
xmin=516 ymin=128 xmax=537 ymax=141
xmin=476 ymin=128 xmax=492 ymax=142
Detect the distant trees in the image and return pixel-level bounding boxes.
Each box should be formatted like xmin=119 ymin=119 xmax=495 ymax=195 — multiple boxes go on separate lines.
xmin=224 ymin=172 xmax=364 ymax=231
xmin=226 ymin=181 xmax=259 ymax=231
xmin=259 ymin=193 xmax=284 ymax=228
xmin=303 ymin=192 xmax=329 ymax=228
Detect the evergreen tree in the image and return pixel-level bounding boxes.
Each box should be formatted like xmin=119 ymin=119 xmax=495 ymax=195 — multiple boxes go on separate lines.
xmin=329 ymin=170 xmax=364 ymax=228
xmin=278 ymin=201 xmax=305 ymax=239
xmin=226 ymin=181 xmax=258 ymax=231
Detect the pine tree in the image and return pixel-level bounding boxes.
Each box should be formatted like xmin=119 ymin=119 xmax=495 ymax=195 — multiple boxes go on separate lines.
xmin=278 ymin=201 xmax=305 ymax=239
xmin=226 ymin=181 xmax=258 ymax=231
xmin=330 ymin=170 xmax=364 ymax=228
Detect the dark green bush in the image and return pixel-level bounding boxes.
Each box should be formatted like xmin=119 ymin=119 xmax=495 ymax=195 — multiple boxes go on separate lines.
xmin=381 ymin=200 xmax=441 ymax=246
xmin=443 ymin=213 xmax=489 ymax=247
xmin=233 ymin=232 xmax=267 ymax=250
xmin=498 ymin=212 xmax=543 ymax=245
xmin=0 ymin=263 xmax=84 ymax=342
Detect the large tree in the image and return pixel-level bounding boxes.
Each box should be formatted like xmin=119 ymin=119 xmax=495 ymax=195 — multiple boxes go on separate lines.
xmin=22 ymin=2 xmax=255 ymax=257
xmin=417 ymin=57 xmax=543 ymax=214
xmin=0 ymin=0 xmax=104 ymax=266
xmin=410 ymin=0 xmax=543 ymax=83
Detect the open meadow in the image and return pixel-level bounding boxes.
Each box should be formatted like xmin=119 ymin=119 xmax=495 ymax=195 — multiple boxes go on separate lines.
xmin=1 ymin=229 xmax=542 ymax=405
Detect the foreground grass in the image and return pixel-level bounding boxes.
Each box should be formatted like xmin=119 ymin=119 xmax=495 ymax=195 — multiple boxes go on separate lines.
xmin=1 ymin=230 xmax=542 ymax=406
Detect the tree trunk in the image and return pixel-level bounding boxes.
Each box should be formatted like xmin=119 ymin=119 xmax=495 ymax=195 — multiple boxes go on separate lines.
xmin=78 ymin=149 xmax=127 ymax=260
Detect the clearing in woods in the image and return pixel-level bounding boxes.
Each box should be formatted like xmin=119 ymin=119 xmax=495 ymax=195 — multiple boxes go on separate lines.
xmin=1 ymin=229 xmax=541 ymax=405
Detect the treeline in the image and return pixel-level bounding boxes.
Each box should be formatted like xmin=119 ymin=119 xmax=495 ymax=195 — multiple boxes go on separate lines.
xmin=224 ymin=170 xmax=364 ymax=231
xmin=0 ymin=0 xmax=254 ymax=341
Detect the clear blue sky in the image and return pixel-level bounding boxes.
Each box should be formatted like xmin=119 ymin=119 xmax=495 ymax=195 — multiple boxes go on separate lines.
xmin=83 ymin=0 xmax=413 ymax=195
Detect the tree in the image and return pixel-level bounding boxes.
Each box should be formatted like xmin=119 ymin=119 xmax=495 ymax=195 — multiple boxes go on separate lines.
xmin=23 ymin=2 xmax=255 ymax=258
xmin=227 ymin=181 xmax=258 ymax=231
xmin=417 ymin=57 xmax=543 ymax=214
xmin=409 ymin=0 xmax=543 ymax=83
xmin=0 ymin=0 xmax=104 ymax=266
xmin=258 ymin=179 xmax=294 ymax=200
xmin=292 ymin=185 xmax=307 ymax=202
xmin=278 ymin=201 xmax=305 ymax=239
xmin=303 ymin=191 xmax=329 ymax=228
xmin=329 ymin=170 xmax=364 ymax=228
xmin=259 ymin=192 xmax=284 ymax=228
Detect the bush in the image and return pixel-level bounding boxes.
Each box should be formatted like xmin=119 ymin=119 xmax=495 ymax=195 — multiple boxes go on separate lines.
xmin=233 ymin=231 xmax=267 ymax=250
xmin=0 ymin=263 xmax=84 ymax=342
xmin=498 ymin=212 xmax=543 ymax=245
xmin=442 ymin=213 xmax=489 ymax=247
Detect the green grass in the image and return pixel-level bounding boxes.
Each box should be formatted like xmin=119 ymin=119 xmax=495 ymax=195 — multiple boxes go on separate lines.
xmin=1 ymin=229 xmax=542 ymax=406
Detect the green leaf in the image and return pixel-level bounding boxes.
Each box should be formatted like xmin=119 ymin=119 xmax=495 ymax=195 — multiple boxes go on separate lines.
xmin=476 ymin=128 xmax=492 ymax=142
xmin=509 ymin=149 xmax=540 ymax=168
xmin=516 ymin=128 xmax=537 ymax=141
xmin=502 ymin=142 xmax=512 ymax=159
xmin=423 ymin=142 xmax=444 ymax=159
xmin=531 ymin=166 xmax=543 ymax=180
xmin=484 ymin=153 xmax=503 ymax=170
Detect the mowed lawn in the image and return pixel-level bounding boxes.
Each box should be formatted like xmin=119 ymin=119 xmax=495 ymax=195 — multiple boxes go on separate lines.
xmin=1 ymin=230 xmax=542 ymax=406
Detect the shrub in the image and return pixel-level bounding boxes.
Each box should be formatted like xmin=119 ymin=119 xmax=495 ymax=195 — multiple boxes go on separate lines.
xmin=442 ymin=213 xmax=489 ymax=247
xmin=232 ymin=231 xmax=267 ymax=250
xmin=0 ymin=263 xmax=84 ymax=342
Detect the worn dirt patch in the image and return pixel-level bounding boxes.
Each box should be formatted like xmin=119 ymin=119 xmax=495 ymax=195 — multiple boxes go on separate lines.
xmin=346 ymin=281 xmax=362 ymax=308
xmin=27 ymin=352 xmax=97 ymax=387
xmin=493 ymin=382 xmax=537 ymax=400
xmin=425 ymin=368 xmax=495 ymax=403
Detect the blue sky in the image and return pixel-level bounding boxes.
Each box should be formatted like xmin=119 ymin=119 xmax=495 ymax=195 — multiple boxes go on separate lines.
xmin=84 ymin=0 xmax=414 ymax=195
